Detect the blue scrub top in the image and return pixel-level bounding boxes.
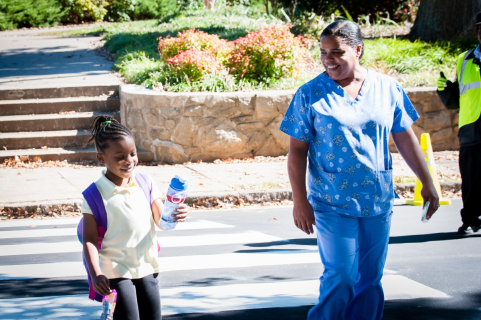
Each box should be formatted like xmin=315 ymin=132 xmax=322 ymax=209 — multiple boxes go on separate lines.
xmin=280 ymin=70 xmax=419 ymax=217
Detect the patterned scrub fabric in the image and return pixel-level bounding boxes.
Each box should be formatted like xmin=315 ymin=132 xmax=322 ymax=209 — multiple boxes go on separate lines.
xmin=280 ymin=70 xmax=419 ymax=217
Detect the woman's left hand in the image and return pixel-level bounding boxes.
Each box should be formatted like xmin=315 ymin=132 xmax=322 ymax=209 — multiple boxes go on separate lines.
xmin=173 ymin=203 xmax=189 ymax=222
xmin=421 ymin=184 xmax=440 ymax=220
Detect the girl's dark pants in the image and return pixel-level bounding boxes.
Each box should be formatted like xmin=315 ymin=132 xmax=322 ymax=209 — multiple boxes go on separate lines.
xmin=110 ymin=273 xmax=161 ymax=320
xmin=459 ymin=143 xmax=481 ymax=226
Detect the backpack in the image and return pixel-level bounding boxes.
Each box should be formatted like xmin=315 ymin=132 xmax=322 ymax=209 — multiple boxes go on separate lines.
xmin=77 ymin=172 xmax=161 ymax=302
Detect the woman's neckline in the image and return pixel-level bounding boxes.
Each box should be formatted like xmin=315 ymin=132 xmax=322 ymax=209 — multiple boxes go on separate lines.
xmin=323 ymin=68 xmax=370 ymax=101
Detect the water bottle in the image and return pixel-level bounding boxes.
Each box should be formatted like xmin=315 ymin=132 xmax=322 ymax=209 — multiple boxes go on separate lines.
xmin=160 ymin=175 xmax=188 ymax=230
xmin=100 ymin=290 xmax=117 ymax=320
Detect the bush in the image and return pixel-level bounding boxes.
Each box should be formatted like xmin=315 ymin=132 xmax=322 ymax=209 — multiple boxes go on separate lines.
xmin=166 ymin=48 xmax=223 ymax=81
xmin=226 ymin=24 xmax=305 ymax=82
xmin=105 ymin=0 xmax=135 ymax=22
xmin=132 ymin=0 xmax=176 ymax=19
xmin=60 ymin=0 xmax=108 ymax=23
xmin=0 ymin=0 xmax=63 ymax=30
xmin=158 ymin=28 xmax=233 ymax=63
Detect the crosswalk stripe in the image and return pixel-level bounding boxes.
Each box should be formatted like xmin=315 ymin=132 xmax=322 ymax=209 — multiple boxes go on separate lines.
xmin=0 ymin=218 xmax=232 ymax=230
xmin=0 ymin=218 xmax=81 ymax=227
xmin=0 ymin=220 xmax=234 ymax=240
xmin=0 ymin=250 xmax=320 ymax=280
xmin=0 ymin=276 xmax=448 ymax=320
xmin=0 ymin=231 xmax=282 ymax=256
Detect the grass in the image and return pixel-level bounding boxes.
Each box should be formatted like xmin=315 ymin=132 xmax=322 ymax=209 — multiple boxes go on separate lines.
xmin=42 ymin=6 xmax=478 ymax=91
xmin=362 ymin=37 xmax=478 ymax=87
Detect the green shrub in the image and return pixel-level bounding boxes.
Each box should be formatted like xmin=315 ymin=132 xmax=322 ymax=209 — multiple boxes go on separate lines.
xmin=0 ymin=0 xmax=63 ymax=30
xmin=60 ymin=0 xmax=108 ymax=23
xmin=132 ymin=0 xmax=176 ymax=19
xmin=105 ymin=0 xmax=135 ymax=22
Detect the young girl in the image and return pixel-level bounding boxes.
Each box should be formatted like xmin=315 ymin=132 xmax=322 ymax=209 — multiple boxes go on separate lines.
xmin=82 ymin=115 xmax=188 ymax=320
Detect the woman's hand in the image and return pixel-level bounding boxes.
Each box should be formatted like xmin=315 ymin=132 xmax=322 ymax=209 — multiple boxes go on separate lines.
xmin=92 ymin=273 xmax=111 ymax=296
xmin=392 ymin=128 xmax=441 ymax=220
xmin=421 ymin=183 xmax=440 ymax=220
xmin=293 ymin=199 xmax=315 ymax=235
xmin=173 ymin=203 xmax=189 ymax=222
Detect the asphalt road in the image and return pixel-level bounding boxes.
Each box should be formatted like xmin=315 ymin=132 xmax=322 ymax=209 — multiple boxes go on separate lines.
xmin=0 ymin=199 xmax=479 ymax=320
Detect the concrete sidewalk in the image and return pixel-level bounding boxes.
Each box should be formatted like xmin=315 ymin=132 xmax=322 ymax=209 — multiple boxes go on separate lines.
xmin=0 ymin=152 xmax=461 ymax=212
xmin=0 ymin=30 xmax=120 ymax=89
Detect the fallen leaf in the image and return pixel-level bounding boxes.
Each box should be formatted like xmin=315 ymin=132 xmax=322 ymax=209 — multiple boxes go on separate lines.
xmin=29 ymin=225 xmax=36 ymax=228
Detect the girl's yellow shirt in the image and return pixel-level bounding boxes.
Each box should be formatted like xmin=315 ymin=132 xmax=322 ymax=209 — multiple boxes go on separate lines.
xmin=81 ymin=170 xmax=162 ymax=279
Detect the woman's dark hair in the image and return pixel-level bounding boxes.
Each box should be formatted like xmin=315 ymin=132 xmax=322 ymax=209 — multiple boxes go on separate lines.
xmin=86 ymin=115 xmax=134 ymax=153
xmin=321 ymin=20 xmax=364 ymax=60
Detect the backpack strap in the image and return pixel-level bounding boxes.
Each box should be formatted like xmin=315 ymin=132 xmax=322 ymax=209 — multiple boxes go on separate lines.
xmin=135 ymin=172 xmax=152 ymax=205
xmin=82 ymin=182 xmax=108 ymax=303
xmin=135 ymin=173 xmax=161 ymax=253
xmin=82 ymin=183 xmax=108 ymax=250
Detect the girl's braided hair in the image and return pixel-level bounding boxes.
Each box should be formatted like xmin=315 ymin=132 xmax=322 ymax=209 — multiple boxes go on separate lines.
xmin=86 ymin=115 xmax=134 ymax=153
xmin=321 ymin=20 xmax=364 ymax=60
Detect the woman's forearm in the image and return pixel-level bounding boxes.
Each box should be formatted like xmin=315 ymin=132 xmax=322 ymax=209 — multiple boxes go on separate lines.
xmin=391 ymin=128 xmax=433 ymax=186
xmin=288 ymin=138 xmax=310 ymax=202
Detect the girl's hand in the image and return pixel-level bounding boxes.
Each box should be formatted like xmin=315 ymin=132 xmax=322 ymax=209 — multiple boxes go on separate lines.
xmin=173 ymin=203 xmax=189 ymax=222
xmin=92 ymin=273 xmax=111 ymax=296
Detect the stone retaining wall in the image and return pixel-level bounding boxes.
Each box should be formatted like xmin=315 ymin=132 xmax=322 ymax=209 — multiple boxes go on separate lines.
xmin=389 ymin=87 xmax=459 ymax=152
xmin=121 ymin=85 xmax=459 ymax=164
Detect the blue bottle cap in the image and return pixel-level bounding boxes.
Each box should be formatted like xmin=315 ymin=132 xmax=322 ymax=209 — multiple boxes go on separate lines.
xmin=170 ymin=175 xmax=188 ymax=191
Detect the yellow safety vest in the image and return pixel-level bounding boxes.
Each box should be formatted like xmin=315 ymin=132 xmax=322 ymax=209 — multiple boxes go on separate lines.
xmin=457 ymin=49 xmax=481 ymax=128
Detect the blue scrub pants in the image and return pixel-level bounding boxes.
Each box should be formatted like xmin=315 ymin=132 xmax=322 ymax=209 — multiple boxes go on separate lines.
xmin=307 ymin=210 xmax=392 ymax=320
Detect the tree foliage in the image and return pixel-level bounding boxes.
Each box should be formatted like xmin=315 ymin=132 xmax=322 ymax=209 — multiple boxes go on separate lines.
xmin=0 ymin=0 xmax=63 ymax=30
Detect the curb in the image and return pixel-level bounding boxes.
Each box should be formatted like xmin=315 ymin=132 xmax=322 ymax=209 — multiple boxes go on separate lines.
xmin=1 ymin=182 xmax=461 ymax=213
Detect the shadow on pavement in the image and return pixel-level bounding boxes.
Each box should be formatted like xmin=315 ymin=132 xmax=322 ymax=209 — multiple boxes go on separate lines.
xmin=389 ymin=232 xmax=481 ymax=244
xmin=0 ymin=278 xmax=87 ymax=299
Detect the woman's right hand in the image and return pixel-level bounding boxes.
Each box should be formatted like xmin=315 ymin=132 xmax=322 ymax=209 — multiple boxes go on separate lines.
xmin=293 ymin=199 xmax=315 ymax=235
xmin=92 ymin=273 xmax=111 ymax=296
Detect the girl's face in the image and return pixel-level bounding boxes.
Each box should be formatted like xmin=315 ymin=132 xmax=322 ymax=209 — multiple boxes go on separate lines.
xmin=97 ymin=136 xmax=138 ymax=181
xmin=320 ymin=35 xmax=362 ymax=81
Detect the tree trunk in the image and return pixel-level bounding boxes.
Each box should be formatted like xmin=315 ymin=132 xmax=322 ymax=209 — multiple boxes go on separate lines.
xmin=204 ymin=0 xmax=216 ymax=10
xmin=409 ymin=0 xmax=481 ymax=41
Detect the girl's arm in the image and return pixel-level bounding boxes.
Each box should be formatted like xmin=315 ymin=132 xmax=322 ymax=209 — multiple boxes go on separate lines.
xmin=288 ymin=137 xmax=315 ymax=235
xmin=151 ymin=199 xmax=189 ymax=230
xmin=392 ymin=128 xmax=440 ymax=219
xmin=82 ymin=213 xmax=111 ymax=296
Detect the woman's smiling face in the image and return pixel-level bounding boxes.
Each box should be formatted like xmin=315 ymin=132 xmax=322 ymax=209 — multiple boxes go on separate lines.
xmin=320 ymin=35 xmax=362 ymax=81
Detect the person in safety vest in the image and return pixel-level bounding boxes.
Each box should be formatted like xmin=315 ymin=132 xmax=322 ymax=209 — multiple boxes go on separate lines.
xmin=437 ymin=12 xmax=481 ymax=235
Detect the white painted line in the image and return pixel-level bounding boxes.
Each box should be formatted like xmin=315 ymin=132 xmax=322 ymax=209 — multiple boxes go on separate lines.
xmin=0 ymin=241 xmax=83 ymax=257
xmin=0 ymin=276 xmax=448 ymax=319
xmin=0 ymin=250 xmax=320 ymax=280
xmin=158 ymin=231 xmax=282 ymax=248
xmin=0 ymin=228 xmax=78 ymax=239
xmin=381 ymin=275 xmax=449 ymax=299
xmin=0 ymin=221 xmax=233 ymax=240
xmin=0 ymin=262 xmax=86 ymax=280
xmin=0 ymin=231 xmax=282 ymax=256
xmin=169 ymin=220 xmax=234 ymax=231
xmin=0 ymin=218 xmax=81 ymax=228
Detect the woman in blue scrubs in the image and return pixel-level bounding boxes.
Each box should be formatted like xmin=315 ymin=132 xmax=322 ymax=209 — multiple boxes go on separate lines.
xmin=280 ymin=21 xmax=440 ymax=320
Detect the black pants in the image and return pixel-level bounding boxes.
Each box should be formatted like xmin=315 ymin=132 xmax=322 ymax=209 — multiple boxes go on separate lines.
xmin=109 ymin=273 xmax=161 ymax=320
xmin=459 ymin=143 xmax=481 ymax=226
